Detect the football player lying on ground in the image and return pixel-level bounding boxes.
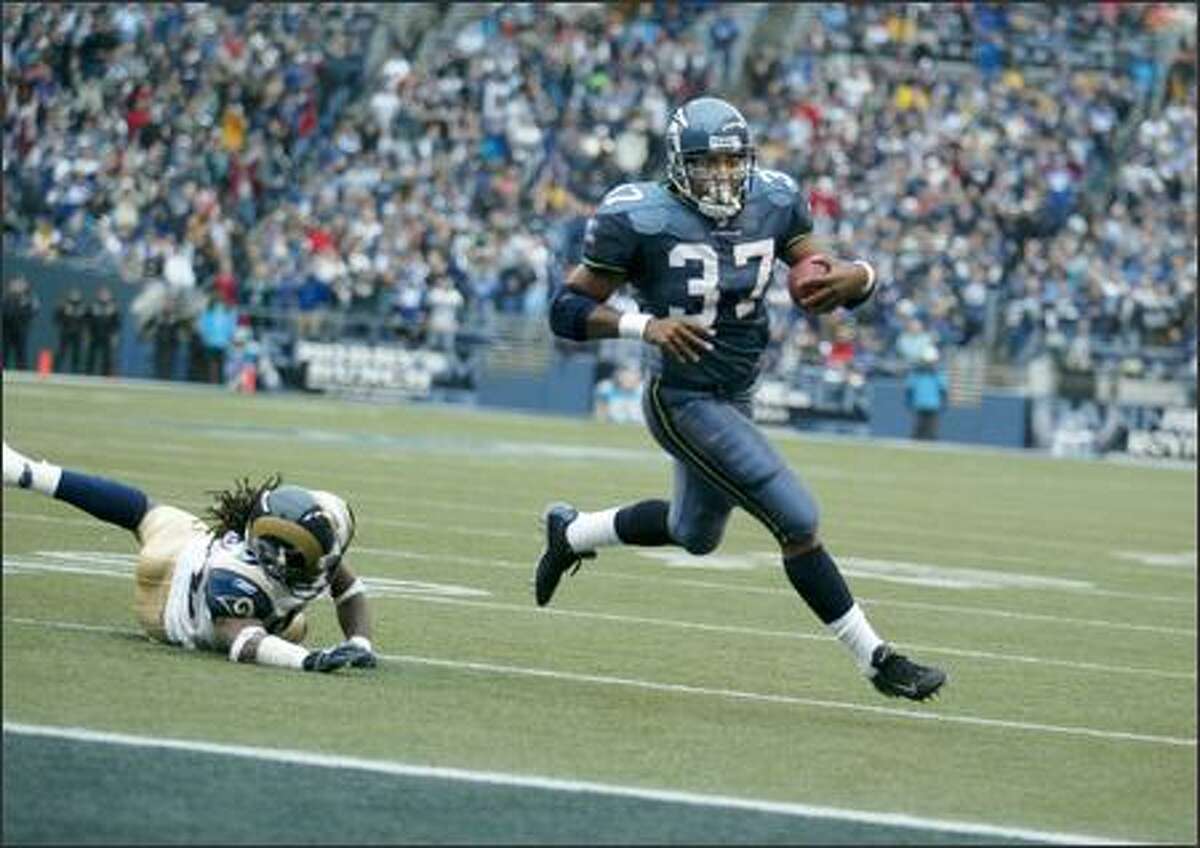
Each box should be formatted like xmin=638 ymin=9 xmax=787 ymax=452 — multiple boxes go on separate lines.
xmin=538 ymin=96 xmax=946 ymax=701
xmin=4 ymin=440 xmax=376 ymax=673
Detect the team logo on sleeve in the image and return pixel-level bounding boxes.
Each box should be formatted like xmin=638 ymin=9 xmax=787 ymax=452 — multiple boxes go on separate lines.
xmin=212 ymin=594 xmax=257 ymax=618
xmin=601 ymin=184 xmax=645 ymax=206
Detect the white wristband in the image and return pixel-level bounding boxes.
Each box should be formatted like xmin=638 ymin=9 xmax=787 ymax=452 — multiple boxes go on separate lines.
xmin=618 ymin=312 xmax=652 ymax=341
xmin=851 ymin=260 xmax=877 ymax=297
xmin=252 ymin=634 xmax=310 ymax=669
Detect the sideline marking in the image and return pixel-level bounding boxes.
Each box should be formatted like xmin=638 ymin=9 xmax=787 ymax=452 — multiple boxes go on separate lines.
xmin=3 ymin=616 xmax=1194 ymax=748
xmin=1 ymin=721 xmax=1134 ymax=845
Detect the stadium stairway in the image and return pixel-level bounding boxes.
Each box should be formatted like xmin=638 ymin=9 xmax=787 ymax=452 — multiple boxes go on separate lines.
xmin=947 ymin=348 xmax=987 ymax=407
xmin=413 ymin=3 xmax=495 ymax=71
xmin=735 ymin=4 xmax=800 ymax=98
xmin=367 ymin=3 xmax=443 ymax=80
xmin=703 ymin=4 xmax=770 ymax=97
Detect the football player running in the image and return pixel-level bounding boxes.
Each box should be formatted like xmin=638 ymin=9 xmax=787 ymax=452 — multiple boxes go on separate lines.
xmin=538 ymin=97 xmax=946 ymax=701
xmin=4 ymin=440 xmax=376 ymax=673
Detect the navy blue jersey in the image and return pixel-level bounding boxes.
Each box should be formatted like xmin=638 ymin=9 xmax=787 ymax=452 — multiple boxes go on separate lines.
xmin=582 ymin=170 xmax=813 ymax=392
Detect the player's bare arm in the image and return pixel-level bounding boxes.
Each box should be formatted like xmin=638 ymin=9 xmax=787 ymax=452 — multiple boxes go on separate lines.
xmin=784 ymin=235 xmax=877 ymax=314
xmin=329 ymin=561 xmax=372 ymax=644
xmin=558 ymin=264 xmax=715 ymax=363
xmin=215 ymin=605 xmax=375 ymax=673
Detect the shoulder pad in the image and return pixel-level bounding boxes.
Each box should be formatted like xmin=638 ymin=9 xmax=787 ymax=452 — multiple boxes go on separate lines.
xmin=755 ymin=169 xmax=801 ymax=207
xmin=206 ymin=567 xmax=273 ymax=621
xmin=597 ymin=182 xmax=672 ymax=235
xmin=597 ymin=181 xmax=659 ymax=209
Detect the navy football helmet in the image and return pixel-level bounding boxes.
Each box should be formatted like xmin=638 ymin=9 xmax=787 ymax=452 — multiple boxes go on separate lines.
xmin=665 ymin=97 xmax=756 ymax=220
xmin=245 ymin=485 xmax=352 ymax=599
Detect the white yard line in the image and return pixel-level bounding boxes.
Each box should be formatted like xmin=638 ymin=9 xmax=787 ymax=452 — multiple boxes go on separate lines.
xmin=3 ymin=616 xmax=1194 ymax=750
xmin=3 ymin=516 xmax=1195 ymax=635
xmin=1 ymin=721 xmax=1133 ymax=845
xmin=1 ymin=558 xmax=1191 ymax=680
xmin=379 ymin=594 xmax=1198 ymax=682
xmin=6 ymin=433 xmax=1190 ymax=555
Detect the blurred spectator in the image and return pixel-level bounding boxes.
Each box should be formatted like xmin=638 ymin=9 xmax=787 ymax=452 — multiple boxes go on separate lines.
xmin=709 ymin=13 xmax=741 ymax=84
xmin=425 ymin=276 xmax=464 ymax=353
xmin=2 ymin=276 xmax=39 ymax=370
xmin=895 ymin=318 xmax=936 ymax=366
xmin=296 ymin=262 xmax=335 ymax=340
xmin=144 ymin=294 xmax=192 ymax=381
xmin=594 ymin=365 xmax=644 ymax=424
xmin=2 ymin=2 xmax=1194 ymax=392
xmin=905 ymin=346 xmax=948 ymax=441
xmin=53 ymin=287 xmax=87 ymax=374
xmin=198 ymin=294 xmax=238 ymax=384
xmin=85 ymin=285 xmax=120 ymax=376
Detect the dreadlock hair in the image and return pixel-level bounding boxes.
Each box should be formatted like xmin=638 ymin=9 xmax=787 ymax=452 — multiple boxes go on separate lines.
xmin=204 ymin=473 xmax=283 ymax=538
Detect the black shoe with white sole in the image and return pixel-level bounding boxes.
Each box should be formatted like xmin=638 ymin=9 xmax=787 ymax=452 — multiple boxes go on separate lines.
xmin=870 ymin=644 xmax=946 ymax=701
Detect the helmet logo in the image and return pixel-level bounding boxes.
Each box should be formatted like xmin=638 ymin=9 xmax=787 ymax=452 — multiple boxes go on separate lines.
xmin=665 ymin=97 xmax=754 ymax=220
xmin=708 ymin=135 xmax=743 ymax=151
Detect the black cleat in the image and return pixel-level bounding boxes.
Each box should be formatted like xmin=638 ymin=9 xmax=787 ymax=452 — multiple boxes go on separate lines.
xmin=870 ymin=644 xmax=946 ymax=702
xmin=534 ymin=502 xmax=594 ymax=607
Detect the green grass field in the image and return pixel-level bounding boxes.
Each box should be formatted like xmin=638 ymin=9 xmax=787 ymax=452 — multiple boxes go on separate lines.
xmin=2 ymin=374 xmax=1195 ymax=844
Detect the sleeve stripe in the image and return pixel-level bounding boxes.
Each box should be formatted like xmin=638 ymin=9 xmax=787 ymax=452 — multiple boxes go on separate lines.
xmin=333 ymin=577 xmax=366 ymax=607
xmin=784 ymin=231 xmax=813 ymax=250
xmin=581 ymin=256 xmax=628 ymax=274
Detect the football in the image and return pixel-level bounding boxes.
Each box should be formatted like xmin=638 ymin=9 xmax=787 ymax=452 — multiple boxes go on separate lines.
xmin=787 ymin=253 xmax=834 ymax=306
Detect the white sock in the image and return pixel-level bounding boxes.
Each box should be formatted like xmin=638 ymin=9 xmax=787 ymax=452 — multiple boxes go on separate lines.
xmin=7 ymin=444 xmax=62 ymax=496
xmin=565 ymin=507 xmax=621 ymax=553
xmin=827 ymin=603 xmax=884 ymax=675
xmin=31 ymin=459 xmax=63 ymax=496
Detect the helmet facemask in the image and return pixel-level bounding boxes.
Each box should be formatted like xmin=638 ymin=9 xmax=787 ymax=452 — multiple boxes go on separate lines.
xmin=673 ymin=149 xmax=754 ymax=220
xmin=250 ymin=533 xmax=341 ymax=601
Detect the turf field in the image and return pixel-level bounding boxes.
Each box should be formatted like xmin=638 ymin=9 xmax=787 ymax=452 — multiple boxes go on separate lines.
xmin=2 ymin=374 xmax=1195 ymax=844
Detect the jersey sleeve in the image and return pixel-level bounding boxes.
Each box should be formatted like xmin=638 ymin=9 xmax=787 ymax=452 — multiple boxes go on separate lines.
xmin=581 ymin=187 xmax=643 ymax=274
xmin=757 ymin=170 xmax=814 ymax=256
xmin=778 ymin=186 xmax=814 ymax=256
xmin=206 ymin=567 xmax=274 ymax=622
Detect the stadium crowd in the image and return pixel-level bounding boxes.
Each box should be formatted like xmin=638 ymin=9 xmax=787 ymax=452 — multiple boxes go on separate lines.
xmin=3 ymin=2 xmax=1195 ymax=390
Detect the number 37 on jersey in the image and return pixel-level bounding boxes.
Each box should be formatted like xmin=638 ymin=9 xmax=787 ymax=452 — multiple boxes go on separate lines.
xmin=581 ymin=171 xmax=813 ymax=329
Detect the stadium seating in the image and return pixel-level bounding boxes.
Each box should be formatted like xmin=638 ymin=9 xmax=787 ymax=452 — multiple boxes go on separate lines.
xmin=2 ymin=2 xmax=1194 ymax=391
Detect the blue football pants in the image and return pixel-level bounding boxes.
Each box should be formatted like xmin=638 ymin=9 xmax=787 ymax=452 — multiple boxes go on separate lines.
xmin=642 ymin=377 xmax=821 ymax=553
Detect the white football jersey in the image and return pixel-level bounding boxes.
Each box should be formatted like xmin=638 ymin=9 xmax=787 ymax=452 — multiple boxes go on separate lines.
xmin=162 ymin=531 xmax=315 ymax=650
